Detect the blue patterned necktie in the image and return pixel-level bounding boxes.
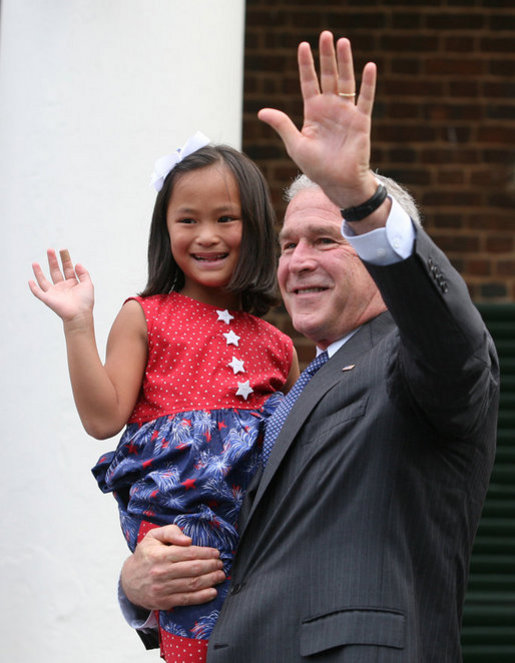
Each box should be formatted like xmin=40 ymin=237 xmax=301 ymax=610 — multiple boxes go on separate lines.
xmin=262 ymin=351 xmax=329 ymax=465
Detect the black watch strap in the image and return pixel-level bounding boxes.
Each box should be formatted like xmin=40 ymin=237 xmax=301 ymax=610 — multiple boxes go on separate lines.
xmin=340 ymin=184 xmax=388 ymax=222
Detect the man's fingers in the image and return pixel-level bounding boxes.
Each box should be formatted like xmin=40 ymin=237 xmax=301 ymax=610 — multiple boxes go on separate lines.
xmin=161 ymin=545 xmax=224 ymax=567
xmin=336 ymin=37 xmax=356 ymax=97
xmin=132 ymin=562 xmax=226 ymax=611
xmin=163 ymin=587 xmax=219 ymax=610
xmin=257 ymin=108 xmax=299 ymax=156
xmin=145 ymin=523 xmax=192 ymax=546
xmin=160 ymin=570 xmax=226 ymax=609
xmin=298 ymin=41 xmax=319 ymax=101
xmin=150 ymin=579 xmax=223 ymax=610
xmin=136 ymin=527 xmax=222 ymax=569
xmin=156 ymin=564 xmax=226 ymax=592
xmin=319 ymin=30 xmax=338 ymax=95
xmin=149 ymin=556 xmax=224 ymax=581
xmin=356 ymin=62 xmax=377 ymax=117
xmin=142 ymin=527 xmax=221 ymax=564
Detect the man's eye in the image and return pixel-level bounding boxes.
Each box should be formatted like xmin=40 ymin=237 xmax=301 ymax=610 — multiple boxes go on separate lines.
xmin=281 ymin=242 xmax=296 ymax=252
xmin=318 ymin=237 xmax=336 ymax=245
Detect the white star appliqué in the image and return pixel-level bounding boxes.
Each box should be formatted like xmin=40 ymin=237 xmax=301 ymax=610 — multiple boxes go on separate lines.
xmin=224 ymin=330 xmax=240 ymax=347
xmin=216 ymin=309 xmax=234 ymax=325
xmin=236 ymin=380 xmax=254 ymax=400
xmin=228 ymin=356 xmax=245 ymax=374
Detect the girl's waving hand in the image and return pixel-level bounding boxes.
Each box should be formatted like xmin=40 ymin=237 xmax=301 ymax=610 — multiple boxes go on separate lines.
xmin=29 ymin=249 xmax=148 ymax=439
xmin=29 ymin=249 xmax=94 ymax=323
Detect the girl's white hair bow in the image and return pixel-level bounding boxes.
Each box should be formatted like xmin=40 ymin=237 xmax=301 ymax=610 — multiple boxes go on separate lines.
xmin=150 ymin=131 xmax=211 ymax=192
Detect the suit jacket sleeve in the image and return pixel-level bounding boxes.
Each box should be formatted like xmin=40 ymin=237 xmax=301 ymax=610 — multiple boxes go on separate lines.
xmin=364 ymin=225 xmax=498 ymax=439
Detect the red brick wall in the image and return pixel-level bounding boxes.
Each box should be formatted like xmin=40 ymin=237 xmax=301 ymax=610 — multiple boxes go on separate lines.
xmin=243 ymin=1 xmax=515 ymax=360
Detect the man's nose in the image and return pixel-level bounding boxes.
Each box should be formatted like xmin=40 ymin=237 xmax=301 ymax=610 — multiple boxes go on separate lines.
xmin=289 ymin=242 xmax=316 ymax=272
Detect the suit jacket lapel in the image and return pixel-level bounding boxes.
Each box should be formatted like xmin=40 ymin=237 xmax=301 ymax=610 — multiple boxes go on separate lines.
xmin=240 ymin=311 xmax=395 ymax=539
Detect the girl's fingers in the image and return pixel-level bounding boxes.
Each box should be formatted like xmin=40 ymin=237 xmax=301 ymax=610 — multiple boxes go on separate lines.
xmin=28 ymin=278 xmax=43 ymax=299
xmin=31 ymin=262 xmax=51 ymax=291
xmin=59 ymin=249 xmax=76 ymax=280
xmin=30 ymin=248 xmax=82 ymax=301
xmin=74 ymin=263 xmax=90 ymax=283
xmin=46 ymin=249 xmax=65 ymax=284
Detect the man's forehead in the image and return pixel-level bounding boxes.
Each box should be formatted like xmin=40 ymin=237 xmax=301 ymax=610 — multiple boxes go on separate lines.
xmin=281 ymin=190 xmax=341 ymax=237
xmin=279 ymin=219 xmax=341 ymax=241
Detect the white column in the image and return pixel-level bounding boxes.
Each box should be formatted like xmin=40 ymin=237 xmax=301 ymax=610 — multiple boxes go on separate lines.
xmin=0 ymin=1 xmax=245 ymax=661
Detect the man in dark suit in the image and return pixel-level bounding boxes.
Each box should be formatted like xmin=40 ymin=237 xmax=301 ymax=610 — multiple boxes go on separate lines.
xmin=120 ymin=32 xmax=498 ymax=661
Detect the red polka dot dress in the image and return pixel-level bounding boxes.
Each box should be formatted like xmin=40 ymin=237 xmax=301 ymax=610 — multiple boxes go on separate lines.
xmin=92 ymin=293 xmax=293 ymax=661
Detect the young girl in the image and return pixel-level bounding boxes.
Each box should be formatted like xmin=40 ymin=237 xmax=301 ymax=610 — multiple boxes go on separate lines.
xmin=29 ymin=133 xmax=299 ymax=663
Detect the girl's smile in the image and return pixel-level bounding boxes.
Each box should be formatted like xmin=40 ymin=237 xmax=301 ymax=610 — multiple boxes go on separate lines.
xmin=192 ymin=251 xmax=229 ymax=264
xmin=166 ymin=163 xmax=243 ymax=308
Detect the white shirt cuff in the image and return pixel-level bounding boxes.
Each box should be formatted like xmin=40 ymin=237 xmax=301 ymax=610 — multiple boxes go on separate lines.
xmin=341 ymin=195 xmax=415 ymax=265
xmin=118 ymin=577 xmax=158 ymax=630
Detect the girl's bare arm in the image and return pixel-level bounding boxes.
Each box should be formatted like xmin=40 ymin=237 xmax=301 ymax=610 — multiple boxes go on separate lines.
xmin=30 ymin=249 xmax=147 ymax=439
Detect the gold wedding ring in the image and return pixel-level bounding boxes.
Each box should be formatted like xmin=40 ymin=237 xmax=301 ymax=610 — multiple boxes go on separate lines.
xmin=338 ymin=92 xmax=356 ymax=98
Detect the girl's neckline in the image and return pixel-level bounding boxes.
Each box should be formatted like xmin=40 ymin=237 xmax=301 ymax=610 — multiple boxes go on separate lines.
xmin=171 ymin=290 xmax=242 ymax=314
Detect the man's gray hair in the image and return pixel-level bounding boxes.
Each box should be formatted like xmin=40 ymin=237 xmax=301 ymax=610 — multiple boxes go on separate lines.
xmin=285 ymin=172 xmax=421 ymax=226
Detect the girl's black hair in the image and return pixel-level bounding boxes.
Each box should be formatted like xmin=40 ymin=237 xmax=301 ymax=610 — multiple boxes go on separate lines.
xmin=140 ymin=145 xmax=279 ymax=317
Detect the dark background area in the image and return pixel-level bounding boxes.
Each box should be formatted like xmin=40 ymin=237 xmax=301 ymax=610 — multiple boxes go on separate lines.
xmin=241 ymin=3 xmax=515 ymax=660
xmin=242 ymin=0 xmax=514 ymax=357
